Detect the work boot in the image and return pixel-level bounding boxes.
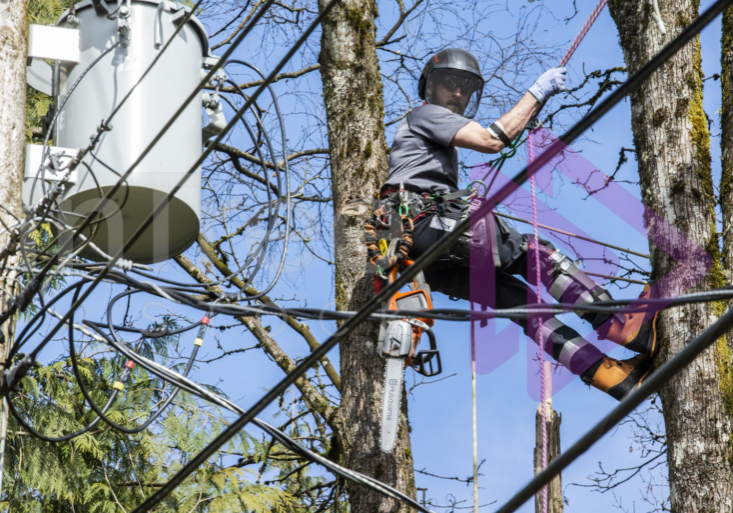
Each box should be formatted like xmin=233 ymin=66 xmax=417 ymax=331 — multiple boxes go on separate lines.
xmin=598 ymin=284 xmax=658 ymax=357
xmin=581 ymin=354 xmax=654 ymax=401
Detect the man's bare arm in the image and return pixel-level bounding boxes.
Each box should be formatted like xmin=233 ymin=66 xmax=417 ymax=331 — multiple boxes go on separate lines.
xmin=451 ymin=68 xmax=567 ymax=154
xmin=451 ymin=92 xmax=538 ymax=154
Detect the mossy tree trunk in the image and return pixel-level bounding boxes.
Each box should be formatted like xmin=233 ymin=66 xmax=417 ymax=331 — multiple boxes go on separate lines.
xmin=0 ymin=0 xmax=28 ymax=372
xmin=317 ymin=0 xmax=416 ymax=511
xmin=608 ymin=0 xmax=733 ymax=510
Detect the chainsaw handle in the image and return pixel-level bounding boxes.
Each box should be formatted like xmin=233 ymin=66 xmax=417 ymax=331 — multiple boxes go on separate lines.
xmin=410 ymin=327 xmax=441 ymax=377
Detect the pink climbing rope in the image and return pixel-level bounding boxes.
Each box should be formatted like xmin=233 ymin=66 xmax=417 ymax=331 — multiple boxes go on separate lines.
xmin=528 ymin=3 xmax=608 ymax=512
xmin=559 ymin=0 xmax=609 ymax=67
xmin=528 ymin=130 xmax=548 ymax=513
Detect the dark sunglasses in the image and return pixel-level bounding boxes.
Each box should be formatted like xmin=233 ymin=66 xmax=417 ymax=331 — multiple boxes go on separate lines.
xmin=431 ymin=70 xmax=481 ymax=94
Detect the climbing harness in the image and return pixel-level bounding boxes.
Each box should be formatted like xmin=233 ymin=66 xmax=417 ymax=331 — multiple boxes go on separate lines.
xmin=366 ymin=181 xmax=484 ymax=283
xmin=377 ymin=260 xmax=441 ymax=453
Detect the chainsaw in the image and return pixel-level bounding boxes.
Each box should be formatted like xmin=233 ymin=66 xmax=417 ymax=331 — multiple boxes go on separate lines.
xmin=378 ymin=261 xmax=442 ymax=453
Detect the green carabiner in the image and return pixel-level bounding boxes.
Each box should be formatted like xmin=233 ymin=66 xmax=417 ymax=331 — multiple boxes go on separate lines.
xmin=468 ymin=180 xmax=488 ymax=197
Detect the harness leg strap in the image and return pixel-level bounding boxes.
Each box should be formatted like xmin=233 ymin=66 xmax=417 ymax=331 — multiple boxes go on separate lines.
xmin=521 ymin=242 xmax=620 ymax=329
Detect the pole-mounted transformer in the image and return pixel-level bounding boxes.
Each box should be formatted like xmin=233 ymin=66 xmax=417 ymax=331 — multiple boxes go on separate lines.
xmin=24 ymin=0 xmax=223 ymax=264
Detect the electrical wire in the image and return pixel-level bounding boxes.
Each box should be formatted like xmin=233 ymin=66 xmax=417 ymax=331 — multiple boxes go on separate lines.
xmin=223 ymin=60 xmax=292 ymax=299
xmin=0 ymin=0 xmax=292 ymax=346
xmin=6 ymin=0 xmax=732 ymax=510
xmin=495 ymin=299 xmax=733 ymax=513
xmin=9 ymin=286 xmax=210 ymax=440
xmin=90 ymin=322 xmax=436 ymax=513
xmin=124 ymin=1 xmax=732 ymax=508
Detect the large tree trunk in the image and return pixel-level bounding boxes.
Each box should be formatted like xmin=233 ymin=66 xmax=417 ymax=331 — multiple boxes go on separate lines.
xmin=0 ymin=0 xmax=28 ymax=370
xmin=317 ymin=0 xmax=416 ymax=511
xmin=608 ymin=1 xmax=733 ymax=510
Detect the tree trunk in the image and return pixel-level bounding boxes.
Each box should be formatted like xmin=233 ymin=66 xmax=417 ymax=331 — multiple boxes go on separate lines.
xmin=317 ymin=0 xmax=416 ymax=511
xmin=608 ymin=1 xmax=733 ymax=510
xmin=534 ymin=401 xmax=562 ymax=513
xmin=0 ymin=0 xmax=28 ymax=369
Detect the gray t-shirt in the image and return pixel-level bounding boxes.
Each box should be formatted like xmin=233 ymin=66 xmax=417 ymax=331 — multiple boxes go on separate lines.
xmin=381 ymin=104 xmax=471 ymax=195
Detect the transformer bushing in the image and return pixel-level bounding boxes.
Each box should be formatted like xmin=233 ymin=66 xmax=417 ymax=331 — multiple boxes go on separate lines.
xmin=39 ymin=0 xmax=211 ymax=264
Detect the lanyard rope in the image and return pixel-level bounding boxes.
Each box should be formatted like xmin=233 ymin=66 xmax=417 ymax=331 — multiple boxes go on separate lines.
xmin=528 ymin=130 xmax=550 ymax=513
xmin=560 ymin=0 xmax=609 ymax=67
xmin=528 ymin=2 xmax=608 ymax=512
xmin=471 ymin=302 xmax=479 ymax=513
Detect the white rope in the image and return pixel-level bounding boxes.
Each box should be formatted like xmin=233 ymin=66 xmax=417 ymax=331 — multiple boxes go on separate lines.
xmin=471 ymin=302 xmax=479 ymax=513
xmin=651 ymin=0 xmax=667 ymax=36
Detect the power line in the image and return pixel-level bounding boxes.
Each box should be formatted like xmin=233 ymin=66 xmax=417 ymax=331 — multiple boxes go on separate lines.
xmin=126 ymin=0 xmax=733 ymax=508
xmin=495 ymin=300 xmax=733 ymax=513
xmin=3 ymin=0 xmax=299 ymax=361
xmin=7 ymin=0 xmax=731 ymax=509
xmin=87 ymin=323 xmax=437 ymax=513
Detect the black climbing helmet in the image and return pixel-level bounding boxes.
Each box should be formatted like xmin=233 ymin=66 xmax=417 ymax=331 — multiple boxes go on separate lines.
xmin=418 ymin=48 xmax=484 ymax=118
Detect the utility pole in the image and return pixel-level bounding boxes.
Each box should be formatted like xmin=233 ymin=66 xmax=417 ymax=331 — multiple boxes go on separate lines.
xmin=0 ymin=0 xmax=30 ymax=490
xmin=534 ymin=396 xmax=563 ymax=513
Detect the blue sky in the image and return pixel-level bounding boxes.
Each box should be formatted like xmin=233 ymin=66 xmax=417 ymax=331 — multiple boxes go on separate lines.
xmin=25 ymin=0 xmax=730 ymax=511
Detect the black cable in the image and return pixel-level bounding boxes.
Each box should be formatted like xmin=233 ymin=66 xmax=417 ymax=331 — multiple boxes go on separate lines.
xmin=65 ymin=291 xmax=206 ymax=434
xmin=25 ymin=264 xmax=733 ymax=339
xmin=9 ymin=287 xmax=207 ymax=440
xmin=219 ymin=91 xmax=279 ymax=287
xmin=5 ymin=0 xmax=304 ymax=350
xmin=223 ymin=60 xmax=293 ymax=297
xmin=128 ymin=1 xmax=732 ymax=508
xmin=7 ymin=283 xmax=120 ymax=442
xmin=116 ymin=284 xmax=733 ymax=324
xmin=97 ymin=323 xmax=436 ymax=513
xmin=12 ymin=281 xmax=85 ymax=356
xmin=495 ymin=302 xmax=733 ymax=513
xmin=103 ymin=289 xmax=204 ymax=340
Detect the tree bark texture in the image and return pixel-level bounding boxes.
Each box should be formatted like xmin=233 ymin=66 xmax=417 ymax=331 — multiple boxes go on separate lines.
xmin=720 ymin=8 xmax=733 ymax=407
xmin=608 ymin=1 xmax=733 ymax=510
xmin=534 ymin=403 xmax=562 ymax=513
xmin=0 ymin=0 xmax=28 ymax=370
xmin=722 ymin=9 xmax=733 ymax=277
xmin=317 ymin=0 xmax=416 ymax=511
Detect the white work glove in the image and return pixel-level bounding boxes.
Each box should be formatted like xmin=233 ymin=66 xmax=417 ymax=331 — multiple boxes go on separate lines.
xmin=528 ymin=67 xmax=568 ymax=102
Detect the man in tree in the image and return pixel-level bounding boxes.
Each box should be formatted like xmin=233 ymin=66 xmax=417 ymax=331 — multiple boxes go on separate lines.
xmin=374 ymin=48 xmax=657 ymax=400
